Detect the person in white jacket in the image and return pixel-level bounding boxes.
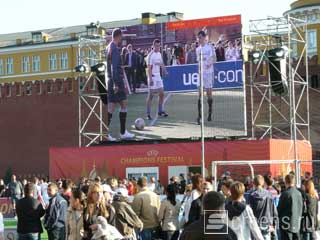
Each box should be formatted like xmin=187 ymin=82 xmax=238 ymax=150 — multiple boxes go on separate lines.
xmin=225 ymin=181 xmax=264 ymax=240
xmin=0 ymin=212 xmax=4 ymax=240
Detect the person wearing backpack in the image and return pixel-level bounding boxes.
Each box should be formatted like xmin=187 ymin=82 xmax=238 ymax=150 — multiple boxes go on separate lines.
xmin=225 ymin=181 xmax=264 ymax=240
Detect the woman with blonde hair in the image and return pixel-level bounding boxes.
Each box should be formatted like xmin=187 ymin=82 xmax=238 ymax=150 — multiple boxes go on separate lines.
xmin=301 ymin=179 xmax=318 ymax=240
xmin=83 ymin=183 xmax=109 ymax=240
xmin=66 ymin=188 xmax=86 ymax=240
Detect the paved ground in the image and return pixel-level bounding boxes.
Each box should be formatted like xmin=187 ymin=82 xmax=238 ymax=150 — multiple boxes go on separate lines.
xmin=107 ymin=89 xmax=246 ymax=140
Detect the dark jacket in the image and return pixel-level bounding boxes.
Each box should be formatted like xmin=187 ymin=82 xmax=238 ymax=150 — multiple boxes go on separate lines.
xmin=16 ymin=196 xmax=45 ymax=234
xmin=301 ymin=192 xmax=318 ymax=233
xmin=187 ymin=194 xmax=203 ymax=224
xmin=180 ymin=216 xmax=237 ymax=240
xmin=112 ymin=196 xmax=143 ymax=237
xmin=248 ymin=188 xmax=278 ymax=230
xmin=277 ymin=186 xmax=303 ymax=233
xmin=125 ymin=52 xmax=137 ymax=69
xmin=225 ymin=200 xmax=246 ymax=220
xmin=44 ymin=193 xmax=68 ymax=231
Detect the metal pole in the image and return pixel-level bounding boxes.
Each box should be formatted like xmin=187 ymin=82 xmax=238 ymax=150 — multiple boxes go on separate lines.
xmin=250 ymin=59 xmax=255 ymax=138
xmin=200 ymin=48 xmax=206 ymax=178
xmin=78 ymin=37 xmax=82 ymax=147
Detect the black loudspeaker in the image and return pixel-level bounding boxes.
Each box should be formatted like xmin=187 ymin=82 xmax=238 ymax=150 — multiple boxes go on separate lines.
xmin=268 ymin=58 xmax=288 ymax=96
xmin=96 ymin=74 xmax=108 ymax=105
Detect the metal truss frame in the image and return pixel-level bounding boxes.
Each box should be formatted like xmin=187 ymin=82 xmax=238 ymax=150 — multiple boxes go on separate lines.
xmin=78 ymin=36 xmax=108 ymax=147
xmin=247 ymin=16 xmax=310 ymax=185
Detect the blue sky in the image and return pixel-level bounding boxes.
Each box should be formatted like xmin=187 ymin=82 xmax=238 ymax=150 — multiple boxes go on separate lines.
xmin=1 ymin=0 xmax=293 ymax=34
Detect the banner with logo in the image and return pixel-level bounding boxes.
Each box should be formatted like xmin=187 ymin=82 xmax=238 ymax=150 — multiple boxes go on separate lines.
xmin=50 ymin=139 xmax=312 ymax=184
xmin=163 ymin=60 xmax=243 ymax=92
xmin=0 ymin=198 xmax=14 ymax=218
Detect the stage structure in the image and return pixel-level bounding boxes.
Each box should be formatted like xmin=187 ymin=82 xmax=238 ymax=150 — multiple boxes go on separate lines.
xmin=247 ymin=16 xmax=310 ymax=185
xmin=77 ymin=36 xmax=108 ymax=147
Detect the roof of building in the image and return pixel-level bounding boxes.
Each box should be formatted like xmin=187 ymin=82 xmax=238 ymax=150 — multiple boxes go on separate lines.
xmin=0 ymin=13 xmax=182 ymax=49
xmin=290 ymin=0 xmax=320 ymax=10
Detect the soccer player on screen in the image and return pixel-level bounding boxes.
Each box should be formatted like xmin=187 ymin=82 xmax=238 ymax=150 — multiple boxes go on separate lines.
xmin=196 ymin=30 xmax=216 ymax=124
xmin=105 ymin=28 xmax=135 ymax=140
xmin=146 ymin=39 xmax=169 ymax=120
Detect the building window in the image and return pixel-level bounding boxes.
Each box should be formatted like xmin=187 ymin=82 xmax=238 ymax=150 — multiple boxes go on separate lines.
xmin=89 ymin=49 xmax=97 ymax=66
xmin=57 ymin=79 xmax=63 ymax=93
xmin=6 ymin=57 xmax=13 ymax=74
xmin=22 ymin=56 xmax=30 ymax=73
xmin=307 ymin=29 xmax=317 ymax=56
xmin=35 ymin=81 xmax=41 ymax=95
xmin=77 ymin=50 xmax=86 ymax=65
xmin=311 ymin=75 xmax=319 ymax=89
xmin=47 ymin=81 xmax=53 ymax=93
xmin=67 ymin=78 xmax=73 ymax=92
xmin=32 ymin=55 xmax=40 ymax=72
xmin=60 ymin=52 xmax=68 ymax=70
xmin=5 ymin=84 xmax=11 ymax=97
xmin=0 ymin=59 xmax=3 ymax=75
xmin=25 ymin=82 xmax=32 ymax=95
xmin=49 ymin=54 xmax=57 ymax=70
xmin=16 ymin=83 xmax=21 ymax=96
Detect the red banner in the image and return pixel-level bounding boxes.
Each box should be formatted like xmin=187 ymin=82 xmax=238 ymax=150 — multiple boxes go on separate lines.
xmin=167 ymin=15 xmax=241 ymax=30
xmin=0 ymin=198 xmax=14 ymax=218
xmin=50 ymin=139 xmax=312 ymax=183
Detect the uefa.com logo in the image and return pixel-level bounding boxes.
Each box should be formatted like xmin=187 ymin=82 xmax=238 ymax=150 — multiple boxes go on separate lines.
xmin=204 ymin=210 xmax=228 ymax=235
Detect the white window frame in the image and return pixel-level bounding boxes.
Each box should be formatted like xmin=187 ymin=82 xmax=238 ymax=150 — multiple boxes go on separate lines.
xmin=0 ymin=59 xmax=3 ymax=75
xmin=49 ymin=53 xmax=57 ymax=70
xmin=6 ymin=57 xmax=13 ymax=74
xmin=32 ymin=55 xmax=40 ymax=72
xmin=22 ymin=56 xmax=30 ymax=73
xmin=307 ymin=29 xmax=317 ymax=56
xmin=60 ymin=52 xmax=68 ymax=70
xmin=126 ymin=167 xmax=159 ymax=181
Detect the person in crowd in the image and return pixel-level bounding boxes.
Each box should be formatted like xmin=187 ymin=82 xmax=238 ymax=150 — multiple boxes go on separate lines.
xmin=61 ymin=179 xmax=73 ymax=205
xmin=179 ymin=174 xmax=186 ymax=194
xmin=215 ymin=39 xmax=226 ymax=62
xmin=248 ymin=175 xmax=278 ymax=240
xmin=226 ymin=181 xmax=264 ymax=240
xmin=182 ymin=185 xmax=192 ymax=224
xmin=184 ymin=44 xmax=190 ymax=64
xmin=220 ymin=179 xmax=233 ymax=203
xmin=80 ymin=178 xmax=90 ymax=195
xmin=196 ymin=30 xmax=216 ymax=124
xmin=158 ymin=185 xmax=181 ymax=240
xmin=131 ymin=178 xmax=139 ymax=195
xmin=44 ymin=183 xmax=68 ymax=240
xmin=162 ymin=45 xmax=172 ymax=66
xmin=124 ymin=44 xmax=138 ymax=93
xmin=136 ymin=49 xmax=148 ymax=87
xmin=65 ymin=189 xmax=86 ymax=240
xmin=264 ymin=175 xmax=278 ymax=200
xmin=105 ymin=28 xmax=135 ymax=141
xmin=168 ymin=176 xmax=180 ymax=194
xmin=148 ymin=176 xmax=157 ymax=192
xmin=155 ymin=180 xmax=164 ymax=195
xmin=32 ymin=177 xmax=41 ymax=200
xmin=83 ymin=183 xmax=109 ymax=240
xmin=39 ymin=178 xmax=49 ymax=206
xmin=180 ymin=191 xmax=237 ymax=240
xmin=0 ymin=179 xmax=5 ymax=197
xmin=301 ymin=179 xmax=318 ymax=240
xmin=121 ymin=47 xmax=128 ymax=66
xmin=145 ymin=39 xmax=169 ymax=120
xmin=16 ymin=183 xmax=45 ymax=240
xmin=112 ymin=187 xmax=143 ymax=239
xmin=127 ymin=179 xmax=134 ymax=196
xmin=101 ymin=184 xmax=116 ymax=226
xmin=184 ymin=174 xmax=203 ymax=222
xmin=187 ymin=181 xmax=213 ymax=225
xmin=225 ymin=40 xmax=240 ymax=61
xmin=277 ymin=174 xmax=303 ymax=240
xmin=131 ymin=176 xmax=161 ymax=240
xmin=8 ymin=174 xmax=24 ymax=217
xmin=186 ymin=43 xmax=197 ymax=64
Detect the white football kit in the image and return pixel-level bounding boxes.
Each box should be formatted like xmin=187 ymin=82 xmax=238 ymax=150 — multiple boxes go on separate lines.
xmin=147 ymin=51 xmax=164 ymax=90
xmin=196 ymin=44 xmax=215 ymax=89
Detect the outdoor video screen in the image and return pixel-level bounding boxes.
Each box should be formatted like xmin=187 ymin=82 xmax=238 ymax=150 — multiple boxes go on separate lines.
xmin=106 ymin=15 xmax=246 ymax=140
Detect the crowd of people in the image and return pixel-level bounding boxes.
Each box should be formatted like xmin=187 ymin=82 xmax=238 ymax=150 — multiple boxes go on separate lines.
xmin=0 ymin=170 xmax=319 ymax=240
xmin=118 ymin=35 xmax=242 ymax=93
